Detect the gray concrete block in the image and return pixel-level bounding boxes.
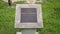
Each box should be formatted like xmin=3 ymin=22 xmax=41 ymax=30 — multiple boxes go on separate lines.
xmin=16 ymin=32 xmax=38 ymax=34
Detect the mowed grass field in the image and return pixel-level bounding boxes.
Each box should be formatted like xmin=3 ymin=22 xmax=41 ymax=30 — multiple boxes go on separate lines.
xmin=0 ymin=0 xmax=60 ymax=34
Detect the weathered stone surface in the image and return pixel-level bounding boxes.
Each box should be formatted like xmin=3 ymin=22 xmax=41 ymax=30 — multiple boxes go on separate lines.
xmin=15 ymin=4 xmax=43 ymax=28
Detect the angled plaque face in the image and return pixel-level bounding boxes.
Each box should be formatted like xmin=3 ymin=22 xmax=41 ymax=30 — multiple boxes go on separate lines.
xmin=15 ymin=4 xmax=43 ymax=28
xmin=21 ymin=8 xmax=37 ymax=23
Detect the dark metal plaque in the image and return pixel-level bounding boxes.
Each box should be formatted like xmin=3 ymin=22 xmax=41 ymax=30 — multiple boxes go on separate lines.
xmin=21 ymin=8 xmax=37 ymax=23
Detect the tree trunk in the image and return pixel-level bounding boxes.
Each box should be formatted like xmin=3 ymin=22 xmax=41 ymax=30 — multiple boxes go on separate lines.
xmin=8 ymin=0 xmax=12 ymax=6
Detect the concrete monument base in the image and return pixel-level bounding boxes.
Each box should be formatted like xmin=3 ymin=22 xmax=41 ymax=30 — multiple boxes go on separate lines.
xmin=16 ymin=32 xmax=38 ymax=34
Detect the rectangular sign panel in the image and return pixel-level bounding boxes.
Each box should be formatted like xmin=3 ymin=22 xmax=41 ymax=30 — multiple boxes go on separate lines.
xmin=21 ymin=8 xmax=37 ymax=23
xmin=15 ymin=4 xmax=43 ymax=28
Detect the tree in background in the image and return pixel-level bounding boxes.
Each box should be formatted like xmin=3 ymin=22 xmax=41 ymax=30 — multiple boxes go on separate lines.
xmin=8 ymin=0 xmax=12 ymax=7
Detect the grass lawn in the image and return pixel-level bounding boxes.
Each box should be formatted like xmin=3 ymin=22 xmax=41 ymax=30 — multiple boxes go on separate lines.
xmin=0 ymin=0 xmax=60 ymax=34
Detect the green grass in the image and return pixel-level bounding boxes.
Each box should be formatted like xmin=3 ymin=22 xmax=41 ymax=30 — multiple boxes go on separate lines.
xmin=0 ymin=0 xmax=60 ymax=34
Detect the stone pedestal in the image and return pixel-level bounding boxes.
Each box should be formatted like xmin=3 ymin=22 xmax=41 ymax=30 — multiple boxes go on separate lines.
xmin=15 ymin=4 xmax=43 ymax=34
xmin=17 ymin=32 xmax=38 ymax=34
